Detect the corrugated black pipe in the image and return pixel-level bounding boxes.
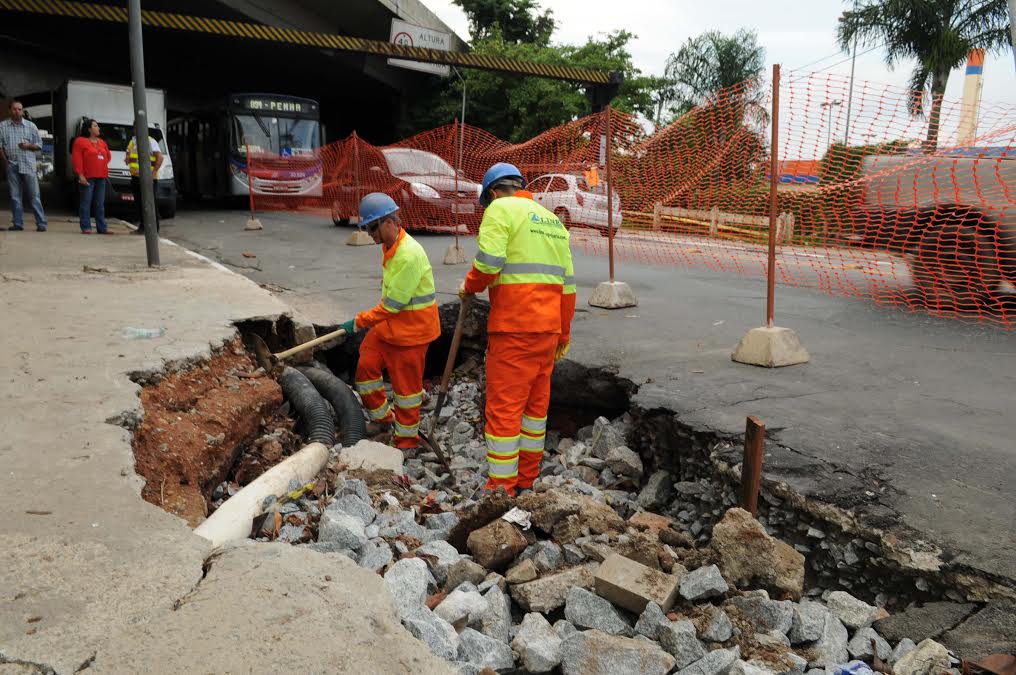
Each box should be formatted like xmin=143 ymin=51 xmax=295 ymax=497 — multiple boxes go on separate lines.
xmin=279 ymin=367 xmax=336 ymax=446
xmin=298 ymin=366 xmax=367 ymax=448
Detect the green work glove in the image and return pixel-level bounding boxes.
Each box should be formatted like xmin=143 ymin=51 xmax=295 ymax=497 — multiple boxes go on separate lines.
xmin=339 ymin=319 xmax=356 ymax=334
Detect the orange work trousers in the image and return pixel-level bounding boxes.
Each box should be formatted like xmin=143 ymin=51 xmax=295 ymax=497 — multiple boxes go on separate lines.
xmin=484 ymin=332 xmax=558 ymax=494
xmin=354 ymin=329 xmax=428 ymax=450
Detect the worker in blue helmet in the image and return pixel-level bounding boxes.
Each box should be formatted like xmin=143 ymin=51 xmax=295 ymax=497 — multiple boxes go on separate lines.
xmin=460 ymin=162 xmax=576 ymax=495
xmin=338 ymin=193 xmax=440 ymax=450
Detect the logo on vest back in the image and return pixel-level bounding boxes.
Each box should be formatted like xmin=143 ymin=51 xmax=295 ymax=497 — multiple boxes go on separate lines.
xmin=529 ymin=212 xmax=563 ymax=228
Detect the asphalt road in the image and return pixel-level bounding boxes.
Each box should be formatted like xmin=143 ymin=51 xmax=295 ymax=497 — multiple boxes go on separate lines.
xmin=162 ymin=206 xmax=1016 ymax=587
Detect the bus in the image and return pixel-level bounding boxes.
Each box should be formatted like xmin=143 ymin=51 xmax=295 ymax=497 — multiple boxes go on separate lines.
xmin=168 ymin=93 xmax=323 ymax=200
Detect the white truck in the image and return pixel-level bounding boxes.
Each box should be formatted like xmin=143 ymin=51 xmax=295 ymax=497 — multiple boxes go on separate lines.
xmin=25 ymin=80 xmax=177 ymax=218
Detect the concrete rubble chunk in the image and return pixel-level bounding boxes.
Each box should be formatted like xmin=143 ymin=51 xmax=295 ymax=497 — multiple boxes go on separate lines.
xmin=873 ymin=601 xmax=977 ymax=644
xmin=457 ymin=627 xmax=515 ymax=671
xmin=326 ymin=493 xmax=377 ymax=526
xmin=401 ymin=606 xmax=459 ymax=660
xmin=565 ymin=586 xmax=634 ymax=637
xmin=335 ymin=477 xmax=370 ymax=502
xmin=434 ymin=588 xmax=488 ymax=627
xmin=510 ymin=564 xmax=597 ymax=613
xmin=426 ymin=511 xmax=460 ymax=531
xmin=680 ymin=564 xmax=729 ymax=602
xmin=446 ymin=558 xmax=488 ymax=591
xmin=848 ymin=627 xmax=892 ymax=661
xmin=517 ymin=488 xmax=625 ymax=544
xmin=789 ymin=600 xmax=831 ymax=645
xmin=728 ymin=595 xmax=794 ymax=635
xmin=563 ymin=543 xmax=586 ymax=564
xmin=356 ymin=538 xmax=393 ymax=572
xmin=638 ymin=470 xmax=674 ymax=510
xmin=890 ymin=638 xmax=917 ymax=665
xmin=701 ymin=609 xmax=734 ymax=643
xmin=467 ymin=518 xmax=528 ymax=571
xmin=594 ymin=553 xmax=682 ymax=614
xmin=658 ymin=619 xmax=707 ymax=669
xmin=754 ymin=630 xmax=791 ymax=648
xmin=893 ymin=639 xmax=951 ymax=675
xmin=827 ymin=591 xmax=879 ymax=630
xmin=384 ymin=558 xmax=435 ymax=619
xmin=710 ymin=508 xmax=804 ymax=598
xmin=512 ymin=612 xmax=563 ymax=673
xmin=635 ymin=601 xmax=670 ymax=639
xmin=730 ymin=659 xmax=776 ymax=675
xmin=376 ymin=510 xmax=427 ymax=540
xmin=629 ymin=511 xmax=676 ymax=532
xmin=339 ymin=439 xmax=404 ymax=473
xmin=606 ymin=445 xmax=644 ymax=478
xmin=479 ymin=585 xmax=512 ymax=644
xmin=520 ymin=540 xmax=564 ymax=571
xmin=317 ymin=510 xmax=368 ymax=551
xmin=589 ymin=416 xmax=626 ymax=459
xmin=561 ymin=629 xmax=677 ymax=675
xmin=807 ymin=614 xmax=850 ymax=669
xmin=675 ymin=646 xmax=741 ymax=675
xmin=506 ymin=559 xmax=539 ymax=585
xmin=554 ymin=619 xmax=578 ymax=640
xmin=416 ymin=540 xmax=461 ymax=586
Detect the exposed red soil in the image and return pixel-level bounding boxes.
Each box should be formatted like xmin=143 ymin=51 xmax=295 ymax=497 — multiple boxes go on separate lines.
xmin=132 ymin=339 xmax=283 ymax=526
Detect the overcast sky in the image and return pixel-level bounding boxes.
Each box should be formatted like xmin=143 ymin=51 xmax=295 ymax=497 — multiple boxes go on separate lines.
xmin=424 ymin=0 xmax=1016 ymax=107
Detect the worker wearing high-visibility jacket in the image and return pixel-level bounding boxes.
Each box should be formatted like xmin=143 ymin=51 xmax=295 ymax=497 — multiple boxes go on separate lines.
xmin=339 ymin=193 xmax=440 ymax=450
xmin=126 ymin=134 xmax=163 ymax=234
xmin=460 ymin=163 xmax=576 ymax=495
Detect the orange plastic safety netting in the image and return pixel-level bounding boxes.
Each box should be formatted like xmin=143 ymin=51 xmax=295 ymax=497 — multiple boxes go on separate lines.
xmin=252 ymin=69 xmax=1016 ymax=328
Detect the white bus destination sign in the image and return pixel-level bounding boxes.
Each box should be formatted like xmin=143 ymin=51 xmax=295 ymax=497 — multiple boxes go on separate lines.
xmin=239 ymin=98 xmax=316 ymax=114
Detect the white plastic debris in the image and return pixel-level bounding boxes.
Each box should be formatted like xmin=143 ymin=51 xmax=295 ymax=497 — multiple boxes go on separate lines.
xmin=501 ymin=507 xmax=532 ymax=530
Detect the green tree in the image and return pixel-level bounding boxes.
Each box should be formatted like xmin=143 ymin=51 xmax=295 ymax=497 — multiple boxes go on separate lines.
xmin=838 ymin=0 xmax=1012 ymax=151
xmin=663 ymin=29 xmax=766 ymax=117
xmin=453 ymin=0 xmax=555 ymax=45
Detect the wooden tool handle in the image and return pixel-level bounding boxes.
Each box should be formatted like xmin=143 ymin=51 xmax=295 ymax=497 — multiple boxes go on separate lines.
xmin=274 ymin=328 xmax=347 ymax=360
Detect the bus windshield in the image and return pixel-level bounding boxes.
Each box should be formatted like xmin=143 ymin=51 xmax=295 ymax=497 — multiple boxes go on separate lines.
xmin=232 ymin=113 xmax=320 ymax=157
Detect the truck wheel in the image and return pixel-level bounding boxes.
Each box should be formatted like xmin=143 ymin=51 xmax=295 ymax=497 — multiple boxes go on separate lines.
xmin=909 ymin=214 xmax=1000 ymax=312
xmin=159 ymin=202 xmax=177 ymax=220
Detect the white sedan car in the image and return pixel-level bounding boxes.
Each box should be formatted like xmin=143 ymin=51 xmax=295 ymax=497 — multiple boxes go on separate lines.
xmin=525 ymin=173 xmax=622 ymax=235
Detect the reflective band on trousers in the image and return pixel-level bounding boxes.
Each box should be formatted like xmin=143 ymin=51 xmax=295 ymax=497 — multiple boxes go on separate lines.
xmin=485 ymin=435 xmax=519 ymax=458
xmin=519 ymin=435 xmax=545 ymax=453
xmin=394 ymin=421 xmax=419 ymax=438
xmin=367 ymin=401 xmax=391 ymax=421
xmin=383 ymin=292 xmax=437 ymax=311
xmin=521 ymin=415 xmax=547 ymax=435
xmin=394 ymin=391 xmax=423 ymax=408
xmin=487 ymin=456 xmax=518 ymax=477
xmin=500 ymin=262 xmax=567 ymax=279
xmin=355 ymin=378 xmax=385 ymax=395
xmin=475 ymin=250 xmax=506 ymax=270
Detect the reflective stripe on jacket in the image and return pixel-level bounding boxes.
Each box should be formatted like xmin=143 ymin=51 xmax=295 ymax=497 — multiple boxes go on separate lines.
xmin=464 ymin=192 xmax=576 ymax=336
xmin=126 ymin=137 xmax=158 ymax=177
xmin=356 ymin=228 xmax=441 ymax=346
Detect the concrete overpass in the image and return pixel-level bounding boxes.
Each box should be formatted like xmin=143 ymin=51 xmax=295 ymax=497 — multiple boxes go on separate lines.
xmin=0 ymin=0 xmax=469 ymax=142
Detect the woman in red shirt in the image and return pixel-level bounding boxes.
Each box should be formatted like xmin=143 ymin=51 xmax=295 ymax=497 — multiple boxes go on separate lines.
xmin=72 ymin=118 xmax=111 ymax=234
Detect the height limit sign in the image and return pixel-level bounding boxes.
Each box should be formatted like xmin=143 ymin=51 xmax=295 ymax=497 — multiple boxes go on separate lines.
xmin=388 ymin=19 xmax=451 ymax=77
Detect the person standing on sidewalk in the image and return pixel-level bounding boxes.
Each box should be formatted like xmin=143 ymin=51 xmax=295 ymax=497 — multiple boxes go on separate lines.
xmin=71 ymin=119 xmax=111 ymax=234
xmin=0 ymin=100 xmax=48 ymax=232
xmin=126 ymin=133 xmax=162 ymax=234
xmin=460 ymin=162 xmax=576 ymax=496
xmin=339 ymin=193 xmax=441 ymax=451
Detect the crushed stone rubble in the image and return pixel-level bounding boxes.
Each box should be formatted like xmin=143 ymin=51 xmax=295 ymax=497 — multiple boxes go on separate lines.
xmin=243 ymin=376 xmax=969 ymax=675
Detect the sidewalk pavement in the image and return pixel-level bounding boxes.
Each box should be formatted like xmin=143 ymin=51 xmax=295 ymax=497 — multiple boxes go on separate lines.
xmin=0 ymin=218 xmax=450 ymax=673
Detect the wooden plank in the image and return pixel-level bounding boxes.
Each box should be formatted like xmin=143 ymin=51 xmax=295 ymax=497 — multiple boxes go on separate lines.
xmin=740 ymin=416 xmax=765 ymax=516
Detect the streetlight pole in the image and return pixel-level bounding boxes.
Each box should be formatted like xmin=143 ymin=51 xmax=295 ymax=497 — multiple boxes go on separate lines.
xmin=1008 ymin=0 xmax=1016 ymax=72
xmin=128 ymin=0 xmax=159 ymax=266
xmin=821 ymin=99 xmax=842 ymax=152
xmin=844 ymin=0 xmax=859 ymax=144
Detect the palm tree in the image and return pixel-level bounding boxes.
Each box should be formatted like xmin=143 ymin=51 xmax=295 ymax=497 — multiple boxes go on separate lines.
xmin=664 ymin=29 xmax=767 ymax=117
xmin=838 ymin=0 xmax=1012 ymax=152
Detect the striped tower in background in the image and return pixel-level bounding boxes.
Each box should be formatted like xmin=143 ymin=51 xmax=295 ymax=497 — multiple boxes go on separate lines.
xmin=957 ymin=49 xmax=985 ymax=146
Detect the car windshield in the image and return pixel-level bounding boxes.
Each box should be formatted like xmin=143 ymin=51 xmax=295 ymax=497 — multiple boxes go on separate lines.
xmin=100 ymin=124 xmax=167 ymax=153
xmin=232 ymin=114 xmax=320 ymax=156
xmin=383 ymin=148 xmax=455 ymax=177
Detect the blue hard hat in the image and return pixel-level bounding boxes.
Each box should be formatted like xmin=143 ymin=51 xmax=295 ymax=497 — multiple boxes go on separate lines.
xmin=479 ymin=162 xmax=524 ymax=207
xmin=358 ymin=192 xmax=399 ymax=229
